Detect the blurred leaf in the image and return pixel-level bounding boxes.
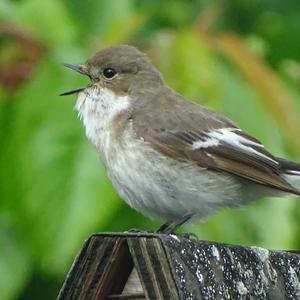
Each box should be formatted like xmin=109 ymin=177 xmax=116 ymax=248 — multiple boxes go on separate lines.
xmin=135 ymin=0 xmax=207 ymax=29
xmin=0 ymin=0 xmax=15 ymax=19
xmin=154 ymin=29 xmax=220 ymax=108
xmin=216 ymin=33 xmax=300 ymax=152
xmin=218 ymin=59 xmax=284 ymax=150
xmin=63 ymin=0 xmax=107 ymax=40
xmin=193 ymin=197 xmax=298 ymax=249
xmin=257 ymin=11 xmax=300 ymax=64
xmin=0 ymin=221 xmax=31 ymax=300
xmin=5 ymin=0 xmax=76 ymax=46
xmin=247 ymin=198 xmax=298 ymax=249
xmin=64 ymin=0 xmax=145 ymax=45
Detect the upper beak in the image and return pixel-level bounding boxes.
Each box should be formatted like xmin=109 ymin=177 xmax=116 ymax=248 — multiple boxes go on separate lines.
xmin=63 ymin=63 xmax=86 ymax=75
xmin=59 ymin=63 xmax=88 ymax=96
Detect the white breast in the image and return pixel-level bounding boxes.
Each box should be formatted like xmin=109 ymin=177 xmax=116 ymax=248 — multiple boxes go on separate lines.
xmin=75 ymin=86 xmax=130 ymax=149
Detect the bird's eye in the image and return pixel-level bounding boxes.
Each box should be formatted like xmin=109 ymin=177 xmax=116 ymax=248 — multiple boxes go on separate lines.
xmin=103 ymin=67 xmax=117 ymax=79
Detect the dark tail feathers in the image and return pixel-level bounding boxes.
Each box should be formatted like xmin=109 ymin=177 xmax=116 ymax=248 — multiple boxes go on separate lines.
xmin=277 ymin=157 xmax=300 ymax=175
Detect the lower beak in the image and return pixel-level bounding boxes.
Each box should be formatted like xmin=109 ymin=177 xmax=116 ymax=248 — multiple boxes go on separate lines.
xmin=59 ymin=87 xmax=86 ymax=96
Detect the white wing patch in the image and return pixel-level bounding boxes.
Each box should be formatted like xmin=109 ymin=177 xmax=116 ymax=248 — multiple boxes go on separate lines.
xmin=193 ymin=138 xmax=219 ymax=148
xmin=286 ymin=170 xmax=300 ymax=175
xmin=192 ymin=128 xmax=278 ymax=165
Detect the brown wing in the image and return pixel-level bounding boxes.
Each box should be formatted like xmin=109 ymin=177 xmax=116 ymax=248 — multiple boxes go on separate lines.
xmin=143 ymin=128 xmax=300 ymax=195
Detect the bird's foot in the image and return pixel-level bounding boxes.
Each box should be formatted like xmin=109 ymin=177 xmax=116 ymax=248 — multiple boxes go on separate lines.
xmin=157 ymin=214 xmax=194 ymax=234
xmin=181 ymin=232 xmax=199 ymax=240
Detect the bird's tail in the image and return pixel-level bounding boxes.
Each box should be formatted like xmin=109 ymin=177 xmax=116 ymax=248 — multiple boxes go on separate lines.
xmin=278 ymin=157 xmax=300 ymax=192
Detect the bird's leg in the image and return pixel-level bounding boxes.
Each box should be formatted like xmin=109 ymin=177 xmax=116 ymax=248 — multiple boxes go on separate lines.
xmin=182 ymin=232 xmax=199 ymax=240
xmin=157 ymin=221 xmax=172 ymax=233
xmin=157 ymin=214 xmax=193 ymax=234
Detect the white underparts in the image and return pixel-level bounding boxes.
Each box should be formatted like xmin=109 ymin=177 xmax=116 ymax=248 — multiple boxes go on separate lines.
xmin=75 ymin=86 xmax=130 ymax=146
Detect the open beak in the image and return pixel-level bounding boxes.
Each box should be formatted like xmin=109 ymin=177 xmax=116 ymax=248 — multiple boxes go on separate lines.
xmin=59 ymin=64 xmax=87 ymax=96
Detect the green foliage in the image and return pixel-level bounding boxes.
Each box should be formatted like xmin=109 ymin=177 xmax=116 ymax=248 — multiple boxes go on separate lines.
xmin=1 ymin=1 xmax=300 ymax=299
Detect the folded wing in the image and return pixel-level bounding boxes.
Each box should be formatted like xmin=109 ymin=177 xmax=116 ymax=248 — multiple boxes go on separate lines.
xmin=144 ymin=126 xmax=300 ymax=195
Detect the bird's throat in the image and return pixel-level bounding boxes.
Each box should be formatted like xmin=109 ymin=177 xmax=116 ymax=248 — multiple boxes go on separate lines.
xmin=75 ymin=87 xmax=131 ymax=147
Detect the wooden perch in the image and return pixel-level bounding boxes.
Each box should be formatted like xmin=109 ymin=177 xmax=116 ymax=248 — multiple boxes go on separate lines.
xmin=57 ymin=232 xmax=300 ymax=299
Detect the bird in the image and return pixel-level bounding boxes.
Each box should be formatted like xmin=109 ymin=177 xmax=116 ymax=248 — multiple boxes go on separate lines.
xmin=60 ymin=45 xmax=300 ymax=233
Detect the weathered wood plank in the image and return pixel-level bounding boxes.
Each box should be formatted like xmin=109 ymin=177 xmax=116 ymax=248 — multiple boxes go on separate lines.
xmin=161 ymin=235 xmax=300 ymax=299
xmin=127 ymin=236 xmax=179 ymax=299
xmin=58 ymin=232 xmax=300 ymax=300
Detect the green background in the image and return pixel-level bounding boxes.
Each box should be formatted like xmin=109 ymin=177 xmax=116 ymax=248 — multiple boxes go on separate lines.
xmin=1 ymin=0 xmax=300 ymax=299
